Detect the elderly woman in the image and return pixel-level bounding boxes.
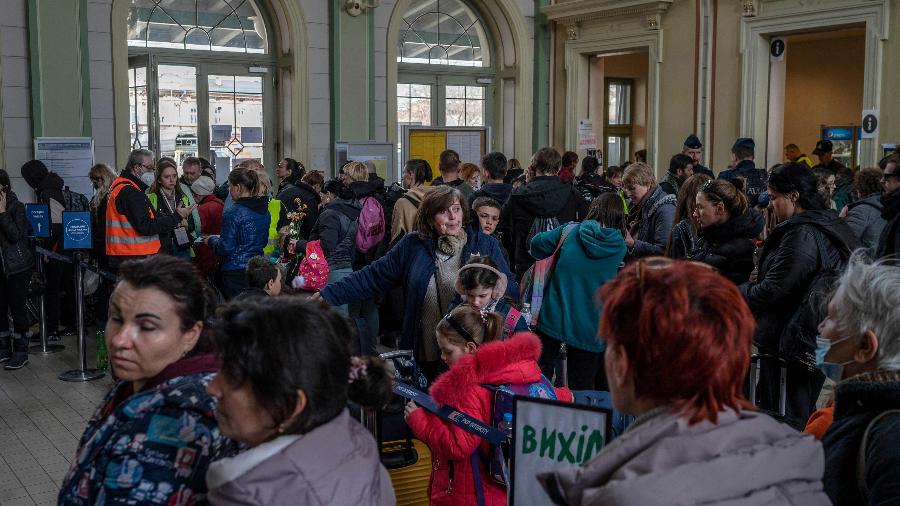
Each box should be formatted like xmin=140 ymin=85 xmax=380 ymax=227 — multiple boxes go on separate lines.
xmin=205 ymin=298 xmax=395 ymax=504
xmin=811 ymin=255 xmax=900 ymax=504
xmin=539 ymin=259 xmax=829 ymax=505
xmin=621 ymin=162 xmax=676 ymax=260
xmin=58 ymin=256 xmax=238 ymax=504
xmin=320 ymin=185 xmax=516 ymax=381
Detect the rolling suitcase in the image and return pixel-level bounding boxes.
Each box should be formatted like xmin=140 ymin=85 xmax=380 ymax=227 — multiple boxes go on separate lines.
xmin=748 ymin=352 xmax=788 ymax=421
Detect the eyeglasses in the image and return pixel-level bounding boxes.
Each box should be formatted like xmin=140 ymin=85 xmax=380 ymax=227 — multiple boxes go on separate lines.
xmin=635 ymin=256 xmax=715 ymax=299
xmin=882 ymin=172 xmax=899 ymax=181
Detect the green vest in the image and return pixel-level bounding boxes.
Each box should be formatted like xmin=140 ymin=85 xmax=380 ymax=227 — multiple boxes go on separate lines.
xmin=147 ymin=188 xmax=201 ymax=257
xmin=263 ymin=198 xmax=282 ymax=258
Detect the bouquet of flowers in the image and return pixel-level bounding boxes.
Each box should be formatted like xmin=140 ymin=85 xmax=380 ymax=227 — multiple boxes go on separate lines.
xmin=287 ymin=198 xmax=308 ymax=241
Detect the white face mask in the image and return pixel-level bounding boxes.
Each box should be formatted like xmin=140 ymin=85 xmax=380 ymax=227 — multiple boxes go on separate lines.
xmin=140 ymin=172 xmax=156 ymax=186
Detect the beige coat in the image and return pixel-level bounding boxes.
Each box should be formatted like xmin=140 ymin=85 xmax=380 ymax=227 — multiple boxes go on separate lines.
xmin=391 ymin=186 xmax=433 ymax=242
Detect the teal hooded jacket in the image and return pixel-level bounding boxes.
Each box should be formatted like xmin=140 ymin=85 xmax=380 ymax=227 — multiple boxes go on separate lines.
xmin=529 ymin=221 xmax=627 ymax=352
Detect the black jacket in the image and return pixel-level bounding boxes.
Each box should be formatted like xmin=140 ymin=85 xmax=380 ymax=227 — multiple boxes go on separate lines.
xmin=469 ymin=183 xmax=513 ymax=206
xmin=876 ymin=188 xmax=900 ymax=259
xmin=277 ymin=181 xmax=321 ymax=240
xmin=0 ymin=191 xmax=34 ymax=277
xmin=500 ymin=175 xmax=588 ymax=279
xmin=740 ymin=210 xmax=857 ymax=365
xmin=304 ymin=198 xmax=361 ymax=271
xmin=691 ymin=209 xmax=763 ymax=284
xmin=719 ymin=160 xmax=768 ymax=208
xmin=822 ymin=372 xmax=900 ymax=505
xmin=574 ymin=174 xmax=618 ymax=204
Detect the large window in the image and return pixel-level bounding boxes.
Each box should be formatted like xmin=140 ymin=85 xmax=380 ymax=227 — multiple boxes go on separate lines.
xmin=396 ymin=0 xmax=494 ymax=162
xmin=127 ymin=0 xmax=275 ymax=179
xmin=605 ymin=79 xmax=633 ymax=167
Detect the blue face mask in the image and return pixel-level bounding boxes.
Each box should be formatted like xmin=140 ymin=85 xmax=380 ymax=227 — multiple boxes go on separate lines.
xmin=815 ymin=334 xmax=854 ymax=383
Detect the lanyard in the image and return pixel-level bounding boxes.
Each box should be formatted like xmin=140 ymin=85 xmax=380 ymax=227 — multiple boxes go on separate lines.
xmin=392 ymin=381 xmax=506 ymax=446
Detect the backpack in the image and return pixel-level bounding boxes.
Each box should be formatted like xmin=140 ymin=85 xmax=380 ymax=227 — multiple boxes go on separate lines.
xmin=293 ymin=240 xmax=329 ymax=291
xmin=520 ymin=223 xmax=577 ymax=327
xmin=482 ymin=376 xmax=558 ymax=486
xmin=525 ymin=216 xmax=560 ymax=251
xmin=62 ymin=187 xmax=90 ymax=212
xmin=355 ymin=196 xmax=385 ymax=254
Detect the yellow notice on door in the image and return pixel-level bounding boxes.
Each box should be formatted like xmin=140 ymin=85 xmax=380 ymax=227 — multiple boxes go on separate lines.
xmin=408 ymin=130 xmax=447 ymax=184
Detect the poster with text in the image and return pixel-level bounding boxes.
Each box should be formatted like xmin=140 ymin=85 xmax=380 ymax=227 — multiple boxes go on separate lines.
xmin=34 ymin=138 xmax=95 ymax=199
xmin=512 ymin=397 xmax=611 ymax=505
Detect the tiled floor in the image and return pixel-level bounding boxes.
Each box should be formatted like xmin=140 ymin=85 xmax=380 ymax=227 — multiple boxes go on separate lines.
xmin=0 ymin=333 xmax=113 ymax=506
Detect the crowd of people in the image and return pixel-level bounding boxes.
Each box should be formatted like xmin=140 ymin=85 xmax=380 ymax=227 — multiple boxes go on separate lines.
xmin=0 ymin=132 xmax=897 ymax=504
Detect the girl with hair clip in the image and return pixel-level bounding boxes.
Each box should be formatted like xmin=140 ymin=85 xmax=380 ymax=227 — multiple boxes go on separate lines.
xmin=452 ymin=256 xmax=528 ymax=340
xmin=404 ymin=304 xmax=572 ymax=506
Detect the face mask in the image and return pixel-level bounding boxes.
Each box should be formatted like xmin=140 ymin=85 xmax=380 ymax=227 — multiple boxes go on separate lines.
xmin=815 ymin=334 xmax=854 ymax=383
xmin=140 ymin=172 xmax=156 ymax=186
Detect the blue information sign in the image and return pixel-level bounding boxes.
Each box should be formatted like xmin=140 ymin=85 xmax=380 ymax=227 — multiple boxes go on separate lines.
xmin=62 ymin=211 xmax=92 ymax=250
xmin=25 ymin=203 xmax=50 ymax=238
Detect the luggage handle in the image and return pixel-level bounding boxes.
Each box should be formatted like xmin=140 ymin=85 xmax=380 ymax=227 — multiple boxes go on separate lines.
xmin=748 ymin=353 xmax=787 ymax=417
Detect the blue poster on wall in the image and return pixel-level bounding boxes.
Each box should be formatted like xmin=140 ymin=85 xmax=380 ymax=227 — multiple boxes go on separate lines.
xmin=62 ymin=211 xmax=92 ymax=250
xmin=25 ymin=203 xmax=50 ymax=238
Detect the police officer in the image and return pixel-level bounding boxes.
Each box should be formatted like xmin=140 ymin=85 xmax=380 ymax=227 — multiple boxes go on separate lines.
xmin=719 ymin=138 xmax=767 ymax=208
xmin=682 ymin=134 xmax=714 ymax=178
xmin=812 ymin=140 xmax=854 ymax=210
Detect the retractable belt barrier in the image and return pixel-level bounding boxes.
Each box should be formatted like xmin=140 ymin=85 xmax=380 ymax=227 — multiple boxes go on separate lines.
xmin=32 ymin=246 xmax=109 ymax=382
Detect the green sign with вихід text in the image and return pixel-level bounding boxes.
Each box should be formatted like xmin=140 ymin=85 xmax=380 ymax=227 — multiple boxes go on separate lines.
xmin=511 ymin=397 xmax=611 ymax=506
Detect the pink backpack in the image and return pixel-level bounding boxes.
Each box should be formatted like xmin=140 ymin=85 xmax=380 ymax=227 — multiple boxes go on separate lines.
xmin=355 ymin=196 xmax=385 ymax=254
xmin=293 ymin=240 xmax=329 ymax=291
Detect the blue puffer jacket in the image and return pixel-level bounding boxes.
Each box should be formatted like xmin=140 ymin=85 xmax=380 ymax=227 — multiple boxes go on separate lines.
xmin=58 ymin=355 xmax=239 ymax=505
xmin=209 ymin=195 xmax=270 ymax=272
xmin=321 ymin=226 xmax=517 ymax=353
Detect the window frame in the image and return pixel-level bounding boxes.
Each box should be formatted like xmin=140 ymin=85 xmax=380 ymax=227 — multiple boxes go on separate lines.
xmin=604 ymin=78 xmax=634 ymax=166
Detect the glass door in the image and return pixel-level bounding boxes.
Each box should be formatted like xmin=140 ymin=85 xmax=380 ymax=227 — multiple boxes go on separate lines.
xmin=127 ymin=56 xmax=275 ymax=181
xmin=205 ymin=70 xmax=268 ymax=177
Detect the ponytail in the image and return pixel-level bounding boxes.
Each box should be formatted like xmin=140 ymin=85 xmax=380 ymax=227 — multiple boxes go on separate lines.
xmin=228 ymin=166 xmax=260 ymax=196
xmin=483 ymin=311 xmax=503 ymax=344
xmin=347 ymin=355 xmax=393 ymax=409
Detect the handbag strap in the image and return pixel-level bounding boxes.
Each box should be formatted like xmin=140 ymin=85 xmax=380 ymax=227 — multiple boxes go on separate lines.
xmin=857 ymin=409 xmax=900 ymax=502
xmin=471 ymin=453 xmax=486 ymax=506
xmin=392 ymin=382 xmax=507 ymax=446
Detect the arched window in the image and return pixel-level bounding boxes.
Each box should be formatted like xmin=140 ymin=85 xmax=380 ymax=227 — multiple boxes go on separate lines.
xmin=396 ymin=0 xmax=494 ymax=144
xmin=127 ymin=0 xmax=276 ymax=179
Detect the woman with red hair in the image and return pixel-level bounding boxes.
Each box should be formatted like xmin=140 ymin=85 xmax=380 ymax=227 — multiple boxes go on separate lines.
xmin=539 ymin=259 xmax=829 ymax=505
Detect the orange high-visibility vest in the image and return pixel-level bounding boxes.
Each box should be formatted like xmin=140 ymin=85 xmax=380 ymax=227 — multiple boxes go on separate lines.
xmin=105 ymin=177 xmax=161 ymax=256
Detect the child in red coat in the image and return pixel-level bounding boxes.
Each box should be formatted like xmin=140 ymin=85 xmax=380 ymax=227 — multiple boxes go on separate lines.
xmin=404 ymin=303 xmax=572 ymax=505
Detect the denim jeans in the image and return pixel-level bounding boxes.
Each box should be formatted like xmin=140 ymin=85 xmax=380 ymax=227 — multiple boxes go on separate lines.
xmin=327 ymin=267 xmax=353 ymax=315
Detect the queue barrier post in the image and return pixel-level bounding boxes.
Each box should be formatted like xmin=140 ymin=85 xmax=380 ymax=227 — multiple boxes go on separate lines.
xmin=59 ymin=252 xmax=105 ymax=382
xmin=29 ymin=249 xmax=65 ymax=355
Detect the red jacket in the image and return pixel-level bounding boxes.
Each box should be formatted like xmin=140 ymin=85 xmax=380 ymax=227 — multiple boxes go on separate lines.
xmin=407 ymin=332 xmax=573 ymax=506
xmin=194 ymin=194 xmax=224 ymax=277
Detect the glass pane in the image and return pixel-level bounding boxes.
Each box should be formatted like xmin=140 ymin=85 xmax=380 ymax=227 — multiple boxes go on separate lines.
xmin=465 ymin=99 xmax=484 ymax=126
xmin=209 ymin=74 xmax=264 ymax=176
xmin=409 ymin=84 xmax=432 ymax=98
xmin=157 ymin=65 xmax=198 ymax=164
xmin=129 ymin=67 xmax=149 ymax=150
xmin=445 ymin=98 xmax=466 ymax=126
xmin=607 ymin=136 xmax=631 ymax=167
xmin=397 ymin=83 xmax=411 ymax=96
xmin=608 ymin=82 xmax=632 ymax=125
xmin=128 ymin=0 xmax=267 ymax=53
xmin=466 ymin=86 xmax=484 ymax=99
xmin=445 ymin=85 xmax=465 ymax=99
xmin=397 ymin=0 xmax=486 ymax=67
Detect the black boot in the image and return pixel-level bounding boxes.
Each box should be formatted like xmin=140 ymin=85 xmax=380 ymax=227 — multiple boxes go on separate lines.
xmin=0 ymin=332 xmax=10 ymax=364
xmin=4 ymin=333 xmax=29 ymax=370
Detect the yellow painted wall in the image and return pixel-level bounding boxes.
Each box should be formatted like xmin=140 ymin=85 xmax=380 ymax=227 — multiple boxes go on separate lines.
xmin=782 ymin=32 xmax=865 ymax=159
xmin=710 ymin=1 xmax=743 ymax=172
xmin=657 ymin=0 xmax=698 ymax=163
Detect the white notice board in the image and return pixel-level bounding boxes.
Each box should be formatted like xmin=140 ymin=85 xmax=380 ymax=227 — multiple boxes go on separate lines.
xmin=34 ymin=138 xmax=95 ymax=198
xmin=512 ymin=397 xmax=611 ymax=506
xmin=446 ymin=130 xmax=483 ymax=166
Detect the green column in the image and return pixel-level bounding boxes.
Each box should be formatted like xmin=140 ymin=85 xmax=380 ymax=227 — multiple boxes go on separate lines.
xmin=27 ymin=0 xmax=92 ymax=138
xmin=532 ymin=0 xmax=551 ymax=151
xmin=330 ymin=3 xmax=374 ymax=155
